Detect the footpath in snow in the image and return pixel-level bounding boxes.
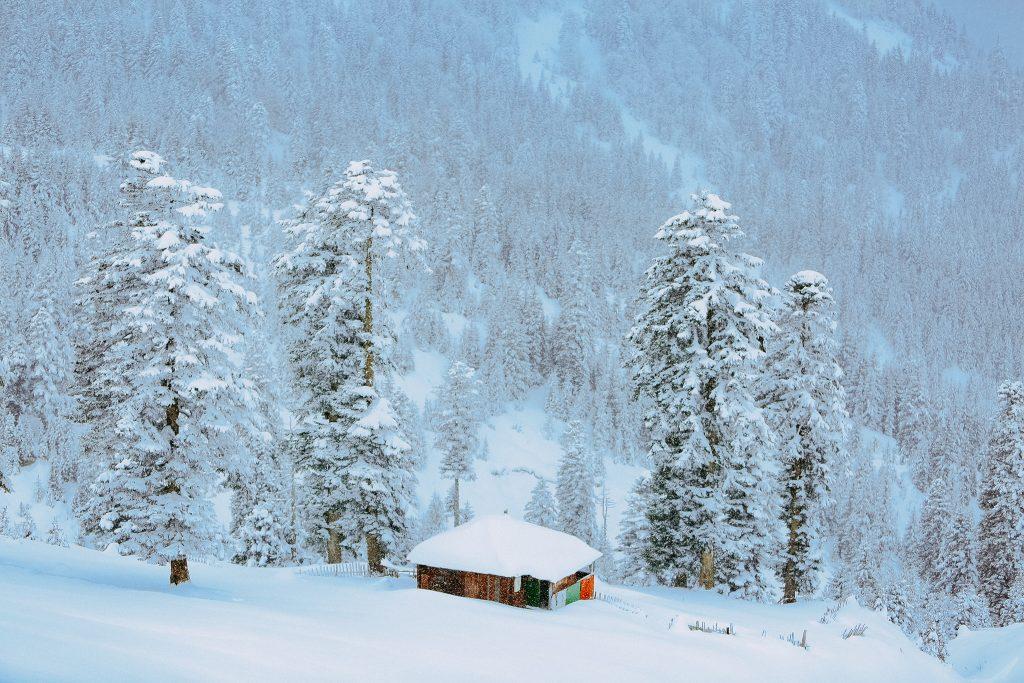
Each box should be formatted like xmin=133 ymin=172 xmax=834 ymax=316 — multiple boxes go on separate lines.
xmin=0 ymin=539 xmax=970 ymax=683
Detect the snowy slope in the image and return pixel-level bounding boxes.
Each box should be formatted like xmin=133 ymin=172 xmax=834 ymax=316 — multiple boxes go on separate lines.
xmin=0 ymin=539 xmax=958 ymax=682
xmin=949 ymin=623 xmax=1024 ymax=682
xmin=397 ymin=349 xmax=644 ymax=545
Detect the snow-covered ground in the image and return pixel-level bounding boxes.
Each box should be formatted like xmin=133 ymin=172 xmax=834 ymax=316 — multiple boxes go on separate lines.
xmin=948 ymin=623 xmax=1024 ymax=682
xmin=0 ymin=538 xmax=966 ymax=682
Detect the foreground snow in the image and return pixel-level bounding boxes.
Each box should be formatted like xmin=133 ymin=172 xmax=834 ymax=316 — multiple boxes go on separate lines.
xmin=948 ymin=622 xmax=1024 ymax=681
xmin=0 ymin=540 xmax=966 ymax=682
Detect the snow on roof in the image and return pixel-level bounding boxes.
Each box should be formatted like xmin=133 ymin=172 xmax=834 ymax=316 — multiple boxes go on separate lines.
xmin=407 ymin=514 xmax=601 ymax=582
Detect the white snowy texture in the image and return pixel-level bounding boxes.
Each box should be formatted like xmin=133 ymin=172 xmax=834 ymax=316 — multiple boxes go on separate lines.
xmin=0 ymin=538 xmax=968 ymax=682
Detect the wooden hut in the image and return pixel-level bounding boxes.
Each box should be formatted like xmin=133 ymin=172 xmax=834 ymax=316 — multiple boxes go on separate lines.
xmin=408 ymin=514 xmax=600 ymax=610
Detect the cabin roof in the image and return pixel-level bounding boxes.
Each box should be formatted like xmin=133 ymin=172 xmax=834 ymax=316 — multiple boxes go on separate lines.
xmin=407 ymin=514 xmax=601 ymax=582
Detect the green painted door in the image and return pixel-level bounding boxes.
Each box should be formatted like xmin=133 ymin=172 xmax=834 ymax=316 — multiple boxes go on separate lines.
xmin=566 ymin=580 xmax=581 ymax=605
xmin=523 ymin=576 xmax=544 ymax=607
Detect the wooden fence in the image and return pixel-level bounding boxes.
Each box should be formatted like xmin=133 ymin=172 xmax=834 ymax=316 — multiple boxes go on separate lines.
xmin=297 ymin=561 xmax=402 ymax=579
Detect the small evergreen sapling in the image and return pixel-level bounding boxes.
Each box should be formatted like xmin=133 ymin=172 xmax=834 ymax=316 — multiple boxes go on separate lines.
xmin=46 ymin=519 xmax=68 ymax=547
xmin=523 ymin=479 xmax=558 ymax=528
xmin=235 ymin=505 xmax=291 ymax=567
xmin=435 ymin=361 xmax=482 ymax=526
xmin=556 ymin=421 xmax=596 ymax=545
xmin=17 ymin=502 xmax=35 ymax=539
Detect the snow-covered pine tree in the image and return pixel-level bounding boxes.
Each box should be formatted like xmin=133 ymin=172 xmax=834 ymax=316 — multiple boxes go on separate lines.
xmin=763 ymin=270 xmax=849 ymax=603
xmin=0 ymin=416 xmax=14 ymax=493
xmin=978 ymin=381 xmax=1024 ymax=625
xmin=617 ymin=476 xmax=654 ymax=585
xmin=76 ymin=151 xmax=258 ymax=585
xmin=523 ymin=478 xmax=558 ymax=528
xmin=551 ymin=249 xmax=594 ymax=390
xmin=1006 ymin=570 xmax=1024 ymax=624
xmin=277 ymin=160 xmax=423 ymax=572
xmin=234 ymin=503 xmax=292 ymax=567
xmin=231 ymin=454 xmax=293 ymax=566
xmin=627 ymin=192 xmax=782 ymax=600
xmin=16 ymin=502 xmax=35 ymax=539
xmin=416 ymin=491 xmax=448 ymax=543
xmin=25 ymin=298 xmax=75 ymax=449
xmin=435 ymin=361 xmax=481 ymax=526
xmin=556 ymin=420 xmax=596 ymax=545
xmin=45 ymin=519 xmax=67 ymax=547
xmin=479 ymin=291 xmax=533 ymax=406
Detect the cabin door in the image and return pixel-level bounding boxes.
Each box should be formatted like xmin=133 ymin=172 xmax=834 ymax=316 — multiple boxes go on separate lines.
xmin=523 ymin=576 xmax=545 ymax=608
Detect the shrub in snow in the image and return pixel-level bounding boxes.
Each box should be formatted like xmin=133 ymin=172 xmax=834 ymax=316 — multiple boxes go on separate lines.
xmin=841 ymin=624 xmax=868 ymax=639
xmin=0 ymin=505 xmax=9 ymax=537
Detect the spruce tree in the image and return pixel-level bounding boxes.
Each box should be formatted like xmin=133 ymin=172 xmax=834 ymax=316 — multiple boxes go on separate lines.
xmin=435 ymin=361 xmax=481 ymax=526
xmin=276 ymin=160 xmax=422 ymax=571
xmin=76 ymin=151 xmax=257 ymax=585
xmin=978 ymin=381 xmax=1024 ymax=625
xmin=627 ymin=192 xmax=781 ymax=599
xmin=556 ymin=421 xmax=596 ymax=544
xmin=415 ymin=492 xmax=448 ymax=543
xmin=764 ymin=271 xmax=849 ymax=603
xmin=523 ymin=478 xmax=558 ymax=528
xmin=234 ymin=504 xmax=292 ymax=567
xmin=617 ymin=476 xmax=654 ymax=585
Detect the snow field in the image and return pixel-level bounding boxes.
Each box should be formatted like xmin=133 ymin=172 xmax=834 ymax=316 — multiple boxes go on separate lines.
xmin=0 ymin=539 xmax=961 ymax=683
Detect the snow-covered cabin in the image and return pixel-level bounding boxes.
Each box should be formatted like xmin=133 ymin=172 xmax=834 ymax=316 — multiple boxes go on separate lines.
xmin=407 ymin=515 xmax=601 ymax=609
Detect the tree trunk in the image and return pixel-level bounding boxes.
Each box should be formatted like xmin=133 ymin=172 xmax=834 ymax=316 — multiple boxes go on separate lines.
xmin=366 ymin=532 xmax=384 ymax=575
xmin=363 ymin=234 xmax=374 ymax=387
xmin=699 ymin=547 xmax=715 ymax=590
xmin=783 ymin=497 xmax=800 ymax=603
xmin=170 ymin=557 xmax=190 ymax=585
xmin=782 ymin=459 xmax=804 ymax=604
xmin=326 ymin=510 xmax=342 ymax=564
xmin=453 ymin=478 xmax=460 ymax=526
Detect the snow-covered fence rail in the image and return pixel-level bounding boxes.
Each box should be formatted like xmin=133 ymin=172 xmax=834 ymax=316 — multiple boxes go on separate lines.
xmin=594 ymin=591 xmax=649 ymax=620
xmin=687 ymin=620 xmax=735 ymax=635
xmin=297 ymin=562 xmax=400 ymax=579
xmin=842 ymin=623 xmax=867 ymax=639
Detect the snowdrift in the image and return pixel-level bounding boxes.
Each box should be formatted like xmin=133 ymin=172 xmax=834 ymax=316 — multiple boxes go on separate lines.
xmin=0 ymin=538 xmax=958 ymax=682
